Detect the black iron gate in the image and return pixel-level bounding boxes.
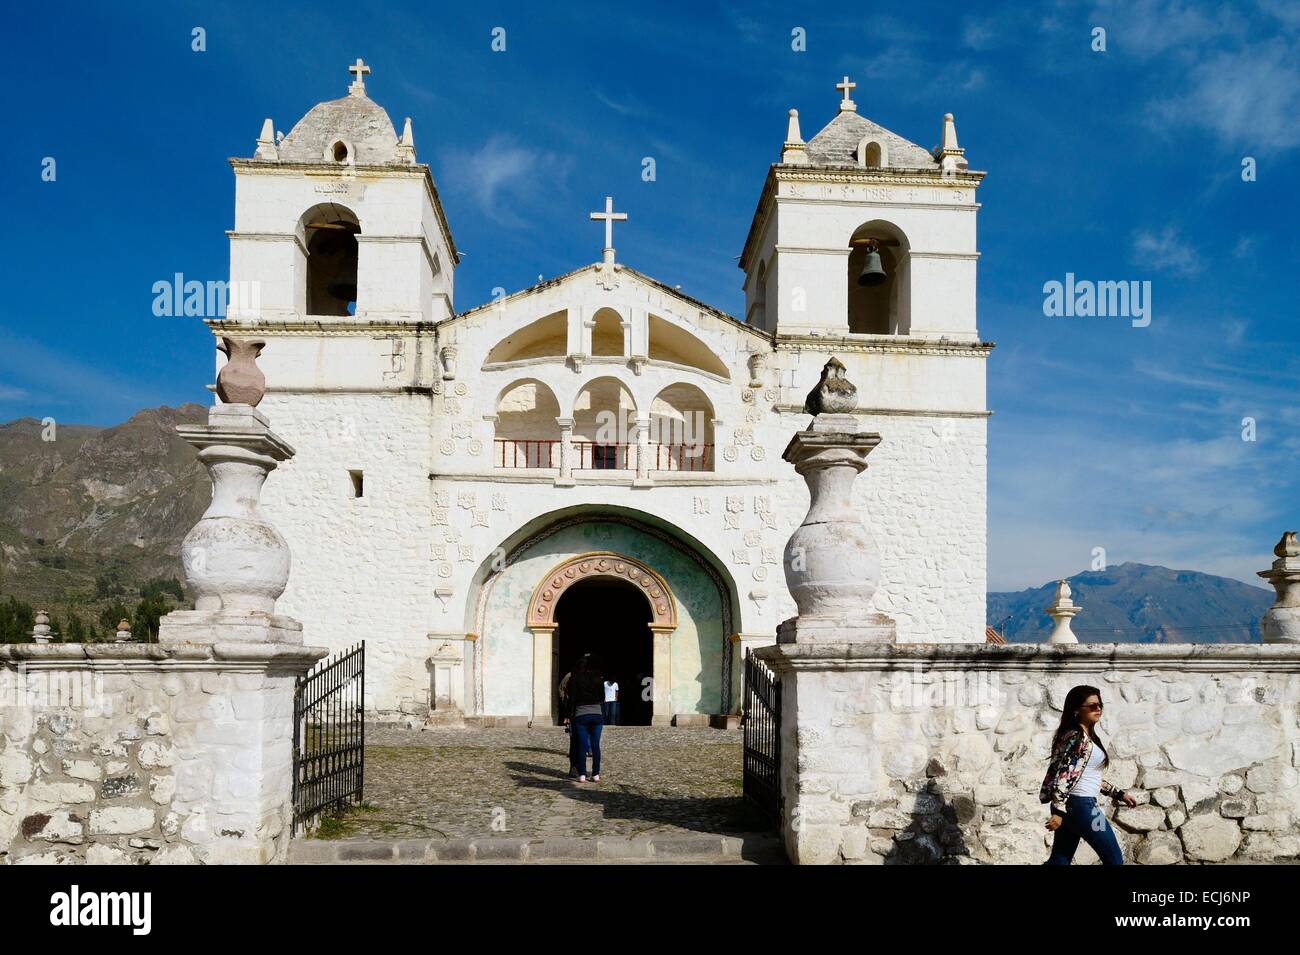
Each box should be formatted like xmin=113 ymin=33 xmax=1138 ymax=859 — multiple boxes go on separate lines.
xmin=292 ymin=641 xmax=365 ymax=835
xmin=742 ymin=648 xmax=782 ymax=829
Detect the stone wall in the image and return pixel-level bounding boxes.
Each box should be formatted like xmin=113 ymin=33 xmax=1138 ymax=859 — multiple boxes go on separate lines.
xmin=762 ymin=643 xmax=1300 ymax=864
xmin=0 ymin=642 xmax=321 ymax=865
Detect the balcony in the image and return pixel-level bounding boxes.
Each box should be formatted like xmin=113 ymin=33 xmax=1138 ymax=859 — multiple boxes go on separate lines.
xmin=493 ymin=438 xmax=714 ymax=473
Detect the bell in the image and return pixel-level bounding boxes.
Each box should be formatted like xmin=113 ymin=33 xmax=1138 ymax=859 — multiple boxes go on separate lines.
xmin=857 ymin=249 xmax=887 ymax=287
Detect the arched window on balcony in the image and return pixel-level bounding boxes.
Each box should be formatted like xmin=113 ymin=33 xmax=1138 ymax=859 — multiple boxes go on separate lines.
xmin=494 ymin=379 xmax=561 ymax=469
xmin=573 ymin=377 xmax=636 ymax=470
xmin=649 ymin=384 xmax=715 ymax=472
xmin=298 ymin=203 xmax=361 ymax=317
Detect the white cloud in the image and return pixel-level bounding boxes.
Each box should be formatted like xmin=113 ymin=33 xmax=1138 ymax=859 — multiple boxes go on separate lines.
xmin=1131 ymin=226 xmax=1200 ymax=275
xmin=438 ymin=136 xmax=573 ymax=226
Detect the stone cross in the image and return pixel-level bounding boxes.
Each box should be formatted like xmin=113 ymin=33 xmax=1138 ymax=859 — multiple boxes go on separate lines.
xmin=836 ymin=75 xmax=857 ymax=111
xmin=590 ymin=196 xmax=627 ymax=266
xmin=348 ymin=58 xmax=371 ymax=94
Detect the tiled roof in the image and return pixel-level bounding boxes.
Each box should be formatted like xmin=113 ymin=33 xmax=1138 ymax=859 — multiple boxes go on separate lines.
xmin=805 ymin=110 xmax=938 ymax=169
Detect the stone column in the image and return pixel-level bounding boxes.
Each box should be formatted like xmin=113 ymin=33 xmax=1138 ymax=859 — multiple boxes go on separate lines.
xmin=530 ymin=626 xmax=556 ymax=724
xmin=777 ymin=358 xmax=895 ymax=645
xmin=651 ymin=626 xmax=673 ymax=725
xmin=634 ymin=415 xmax=652 ymax=486
xmin=556 ymin=416 xmax=576 ymax=486
xmin=1259 ymin=531 xmax=1300 ymax=643
xmin=1045 ymin=580 xmax=1080 ymax=644
xmin=762 ymin=358 xmax=898 ymax=863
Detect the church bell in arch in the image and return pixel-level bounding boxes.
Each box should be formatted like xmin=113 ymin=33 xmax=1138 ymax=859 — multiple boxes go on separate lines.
xmin=854 ymin=237 xmax=888 ymax=287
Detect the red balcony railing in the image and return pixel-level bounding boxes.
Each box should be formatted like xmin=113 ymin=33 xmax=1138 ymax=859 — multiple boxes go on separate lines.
xmin=495 ymin=438 xmax=558 ymax=469
xmin=572 ymin=441 xmax=633 ymax=470
xmin=651 ymin=442 xmax=714 ymax=472
xmin=492 ymin=439 xmax=715 ymax=472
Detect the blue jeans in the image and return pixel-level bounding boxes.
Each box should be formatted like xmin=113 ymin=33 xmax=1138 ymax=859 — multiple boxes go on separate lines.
xmin=1046 ymin=796 xmax=1124 ymax=865
xmin=603 ymin=701 xmax=619 ymax=725
xmin=573 ymin=714 xmax=603 ymax=776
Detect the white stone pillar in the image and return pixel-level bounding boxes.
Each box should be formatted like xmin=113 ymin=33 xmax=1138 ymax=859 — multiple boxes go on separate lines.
xmin=531 ymin=626 xmax=555 ymax=723
xmin=1045 ymin=580 xmax=1080 ymax=644
xmin=651 ymin=627 xmax=673 ymax=725
xmin=634 ymin=415 xmax=652 ymax=485
xmin=1259 ymin=531 xmax=1300 ymax=643
xmin=778 ymin=358 xmax=895 ymax=645
xmin=556 ymin=416 xmax=576 ymax=486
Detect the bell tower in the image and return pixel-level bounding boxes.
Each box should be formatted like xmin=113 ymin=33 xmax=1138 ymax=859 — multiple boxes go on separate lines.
xmin=226 ymin=59 xmax=458 ymax=325
xmin=739 ymin=79 xmax=983 ymax=341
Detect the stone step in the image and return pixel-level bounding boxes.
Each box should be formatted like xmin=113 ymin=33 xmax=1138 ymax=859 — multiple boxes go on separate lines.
xmin=289 ymin=833 xmax=786 ymax=864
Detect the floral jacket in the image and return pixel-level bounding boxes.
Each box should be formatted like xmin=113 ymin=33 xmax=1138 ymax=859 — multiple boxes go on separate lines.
xmin=1038 ymin=728 xmax=1127 ymax=816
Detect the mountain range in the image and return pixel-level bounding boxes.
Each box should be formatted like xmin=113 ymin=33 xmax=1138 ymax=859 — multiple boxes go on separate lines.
xmin=987 ymin=564 xmax=1272 ymax=643
xmin=0 ymin=405 xmax=1277 ymax=642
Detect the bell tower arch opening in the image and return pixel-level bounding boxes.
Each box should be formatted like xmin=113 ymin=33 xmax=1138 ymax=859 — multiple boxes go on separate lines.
xmin=847 ymin=219 xmax=910 ymax=335
xmin=298 ymin=203 xmax=361 ymax=317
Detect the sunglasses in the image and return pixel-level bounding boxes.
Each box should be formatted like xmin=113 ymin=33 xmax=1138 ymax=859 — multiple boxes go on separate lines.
xmin=1081 ymin=702 xmax=1104 ymax=711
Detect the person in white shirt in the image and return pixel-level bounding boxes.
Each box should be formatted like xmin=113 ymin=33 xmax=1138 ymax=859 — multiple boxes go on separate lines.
xmin=602 ymin=679 xmax=620 ymax=726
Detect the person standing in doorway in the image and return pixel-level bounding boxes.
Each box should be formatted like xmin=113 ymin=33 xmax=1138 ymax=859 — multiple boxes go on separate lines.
xmin=1040 ymin=684 xmax=1136 ymax=864
xmin=570 ymin=654 xmax=606 ymax=783
xmin=603 ymin=676 xmax=620 ymax=726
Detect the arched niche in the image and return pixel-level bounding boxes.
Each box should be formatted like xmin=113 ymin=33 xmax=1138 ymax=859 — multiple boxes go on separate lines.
xmin=847 ymin=219 xmax=911 ymax=335
xmin=298 ymin=203 xmax=361 ymax=317
xmin=591 ymin=307 xmax=625 ymax=357
xmin=647 ymin=316 xmax=729 ymax=378
xmin=485 ymin=310 xmax=568 ymax=364
xmin=572 ymin=376 xmax=636 ymax=469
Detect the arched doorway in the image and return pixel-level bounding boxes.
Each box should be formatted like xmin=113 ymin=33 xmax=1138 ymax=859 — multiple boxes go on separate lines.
xmin=553 ymin=576 xmax=653 ymax=725
xmin=526 ymin=551 xmax=678 ymax=725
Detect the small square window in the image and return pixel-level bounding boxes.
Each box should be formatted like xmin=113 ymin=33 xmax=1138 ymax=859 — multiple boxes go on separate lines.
xmin=349 ymin=470 xmax=364 ymax=498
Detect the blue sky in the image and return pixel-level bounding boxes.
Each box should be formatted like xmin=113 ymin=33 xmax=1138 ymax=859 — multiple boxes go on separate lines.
xmin=2 ymin=0 xmax=1297 ymax=591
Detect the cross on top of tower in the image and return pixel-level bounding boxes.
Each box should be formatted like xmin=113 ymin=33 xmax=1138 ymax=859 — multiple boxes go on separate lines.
xmin=589 ymin=196 xmax=628 ymax=266
xmin=836 ymin=75 xmax=857 ymax=112
xmin=348 ymin=58 xmax=371 ymax=95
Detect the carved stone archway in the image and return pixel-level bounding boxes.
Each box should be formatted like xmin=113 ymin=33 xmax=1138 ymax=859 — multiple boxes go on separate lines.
xmin=527 ymin=552 xmax=677 ymax=724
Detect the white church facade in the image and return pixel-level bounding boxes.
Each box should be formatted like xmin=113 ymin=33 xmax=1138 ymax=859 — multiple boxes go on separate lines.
xmin=210 ymin=62 xmax=991 ymax=724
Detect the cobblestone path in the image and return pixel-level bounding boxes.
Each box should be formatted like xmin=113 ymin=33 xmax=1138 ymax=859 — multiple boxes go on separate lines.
xmin=314 ymin=725 xmax=761 ymax=840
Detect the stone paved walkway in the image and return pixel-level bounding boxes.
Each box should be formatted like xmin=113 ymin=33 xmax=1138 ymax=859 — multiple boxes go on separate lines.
xmin=308 ymin=724 xmax=762 ymax=841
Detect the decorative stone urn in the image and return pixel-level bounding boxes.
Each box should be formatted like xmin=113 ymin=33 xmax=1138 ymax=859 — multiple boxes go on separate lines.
xmin=1258 ymin=531 xmax=1300 ymax=643
xmin=216 ymin=338 xmax=267 ymax=405
xmin=778 ymin=358 xmax=895 ymax=644
xmin=440 ymin=345 xmax=457 ymax=381
xmin=1045 ymin=580 xmax=1080 ymax=644
xmin=114 ymin=618 xmax=133 ymax=643
xmin=747 ymin=351 xmax=769 ymax=389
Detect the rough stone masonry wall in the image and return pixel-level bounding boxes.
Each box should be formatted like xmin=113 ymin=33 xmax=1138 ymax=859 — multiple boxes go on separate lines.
xmin=766 ymin=644 xmax=1300 ymax=865
xmin=0 ymin=644 xmax=310 ymax=865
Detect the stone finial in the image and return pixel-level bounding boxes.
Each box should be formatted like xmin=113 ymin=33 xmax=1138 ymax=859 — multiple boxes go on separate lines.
xmin=397 ymin=117 xmax=417 ymax=165
xmin=31 ymin=610 xmax=53 ymax=644
xmin=803 ymin=357 xmax=858 ymax=416
xmin=115 ymin=618 xmax=133 ymax=643
xmin=936 ymin=112 xmax=968 ymax=175
xmin=255 ymin=118 xmax=279 ymax=161
xmin=1045 ymin=579 xmax=1080 ymax=644
xmin=778 ymin=373 xmax=894 ymax=644
xmin=781 ymin=109 xmax=809 ymax=165
xmin=216 ymin=338 xmax=267 ymax=406
xmin=1259 ymin=531 xmax=1300 ymax=643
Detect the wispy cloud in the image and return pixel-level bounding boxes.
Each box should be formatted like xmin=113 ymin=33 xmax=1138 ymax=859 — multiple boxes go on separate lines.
xmin=1132 ymin=226 xmax=1200 ymax=275
xmin=437 ymin=135 xmax=574 ymax=227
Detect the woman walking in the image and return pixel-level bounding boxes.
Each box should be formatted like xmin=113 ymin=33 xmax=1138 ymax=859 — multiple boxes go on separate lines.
xmin=568 ymin=654 xmax=606 ymax=783
xmin=1040 ymin=684 xmax=1136 ymax=864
